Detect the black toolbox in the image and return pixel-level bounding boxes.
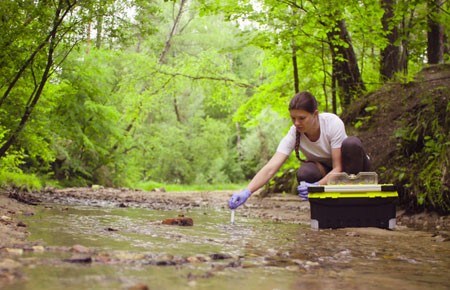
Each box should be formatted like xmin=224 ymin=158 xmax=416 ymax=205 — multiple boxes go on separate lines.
xmin=308 ymin=184 xmax=398 ymax=229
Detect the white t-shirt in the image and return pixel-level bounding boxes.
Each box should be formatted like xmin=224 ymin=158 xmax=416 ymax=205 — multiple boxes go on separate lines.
xmin=276 ymin=113 xmax=347 ymax=167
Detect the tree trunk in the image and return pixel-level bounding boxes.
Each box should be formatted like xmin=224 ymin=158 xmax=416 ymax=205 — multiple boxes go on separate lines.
xmin=380 ymin=0 xmax=403 ymax=80
xmin=427 ymin=0 xmax=444 ymax=64
xmin=291 ymin=40 xmax=299 ymax=94
xmin=159 ymin=0 xmax=188 ymax=64
xmin=173 ymin=96 xmax=182 ymax=123
xmin=96 ymin=3 xmax=104 ymax=49
xmin=86 ymin=21 xmax=92 ymax=54
xmin=235 ymin=122 xmax=243 ymax=161
xmin=331 ymin=58 xmax=337 ymax=114
xmin=321 ymin=40 xmax=330 ymax=112
xmin=157 ymin=0 xmax=188 ymax=124
xmin=327 ymin=19 xmax=365 ymax=108
xmin=290 ymin=6 xmax=300 ymax=94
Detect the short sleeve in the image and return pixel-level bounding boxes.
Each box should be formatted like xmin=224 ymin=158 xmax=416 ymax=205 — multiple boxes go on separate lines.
xmin=329 ymin=116 xmax=347 ymax=148
xmin=276 ymin=126 xmax=296 ymax=155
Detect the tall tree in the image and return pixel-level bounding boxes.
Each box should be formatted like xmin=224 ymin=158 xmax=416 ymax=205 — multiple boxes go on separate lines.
xmin=159 ymin=0 xmax=189 ymax=64
xmin=291 ymin=9 xmax=300 ymax=94
xmin=327 ymin=19 xmax=366 ymax=108
xmin=0 ymin=0 xmax=78 ymax=158
xmin=380 ymin=0 xmax=403 ymax=80
xmin=427 ymin=0 xmax=445 ymax=64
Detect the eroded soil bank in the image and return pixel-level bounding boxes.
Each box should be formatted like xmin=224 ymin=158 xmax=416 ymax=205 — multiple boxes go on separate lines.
xmin=1 ymin=187 xmax=449 ymax=288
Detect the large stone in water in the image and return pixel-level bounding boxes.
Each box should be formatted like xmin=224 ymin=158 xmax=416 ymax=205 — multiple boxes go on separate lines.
xmin=161 ymin=217 xmax=193 ymax=226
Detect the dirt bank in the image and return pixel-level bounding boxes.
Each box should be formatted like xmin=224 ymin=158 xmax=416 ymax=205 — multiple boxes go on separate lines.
xmin=0 ymin=192 xmax=35 ymax=248
xmin=0 ymin=192 xmax=37 ymax=285
xmin=342 ymin=64 xmax=450 ymax=213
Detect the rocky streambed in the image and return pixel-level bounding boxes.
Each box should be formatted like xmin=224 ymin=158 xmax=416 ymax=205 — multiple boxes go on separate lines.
xmin=1 ymin=187 xmax=449 ymax=290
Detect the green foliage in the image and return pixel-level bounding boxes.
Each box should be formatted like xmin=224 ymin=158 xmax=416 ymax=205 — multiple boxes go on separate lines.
xmin=0 ymin=151 xmax=42 ymax=191
xmin=142 ymin=117 xmax=236 ymax=184
xmin=240 ymin=108 xmax=289 ymax=175
xmin=0 ymin=0 xmax=448 ymax=212
xmin=0 ymin=150 xmax=25 ymax=173
xmin=354 ymin=105 xmax=378 ymax=129
xmin=0 ymin=171 xmax=42 ymax=192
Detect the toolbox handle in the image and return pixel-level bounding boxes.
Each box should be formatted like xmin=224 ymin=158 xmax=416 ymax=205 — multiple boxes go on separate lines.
xmin=308 ymin=184 xmax=397 ymax=193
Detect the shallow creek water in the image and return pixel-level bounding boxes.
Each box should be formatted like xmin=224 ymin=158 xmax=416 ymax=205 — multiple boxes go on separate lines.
xmin=5 ymin=204 xmax=450 ymax=290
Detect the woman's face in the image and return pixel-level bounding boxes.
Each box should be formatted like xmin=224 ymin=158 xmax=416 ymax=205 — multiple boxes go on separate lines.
xmin=290 ymin=109 xmax=318 ymax=133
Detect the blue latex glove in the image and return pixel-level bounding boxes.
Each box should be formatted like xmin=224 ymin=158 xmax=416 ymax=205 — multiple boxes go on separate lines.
xmin=297 ymin=181 xmax=318 ymax=201
xmin=228 ymin=189 xmax=251 ymax=209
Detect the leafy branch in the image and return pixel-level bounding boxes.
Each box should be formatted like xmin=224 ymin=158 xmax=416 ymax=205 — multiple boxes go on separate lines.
xmin=154 ymin=69 xmax=254 ymax=88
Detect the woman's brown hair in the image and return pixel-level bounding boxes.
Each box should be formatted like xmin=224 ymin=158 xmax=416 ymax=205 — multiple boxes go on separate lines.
xmin=289 ymin=92 xmax=318 ymax=162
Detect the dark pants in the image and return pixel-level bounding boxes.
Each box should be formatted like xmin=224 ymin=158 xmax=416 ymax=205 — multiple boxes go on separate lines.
xmin=296 ymin=136 xmax=371 ymax=183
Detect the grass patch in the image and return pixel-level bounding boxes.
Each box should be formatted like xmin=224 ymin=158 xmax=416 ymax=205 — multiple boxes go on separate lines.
xmin=135 ymin=181 xmax=245 ymax=192
xmin=0 ymin=171 xmax=42 ymax=192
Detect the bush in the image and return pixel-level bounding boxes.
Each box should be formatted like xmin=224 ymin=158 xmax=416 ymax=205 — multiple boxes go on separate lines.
xmin=0 ymin=171 xmax=42 ymax=192
xmin=0 ymin=151 xmax=42 ymax=191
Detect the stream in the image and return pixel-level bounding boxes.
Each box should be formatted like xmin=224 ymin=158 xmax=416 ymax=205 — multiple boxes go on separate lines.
xmin=3 ymin=202 xmax=450 ymax=290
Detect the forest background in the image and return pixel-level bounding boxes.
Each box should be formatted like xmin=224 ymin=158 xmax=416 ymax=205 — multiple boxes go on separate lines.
xmin=0 ymin=0 xmax=449 ymax=213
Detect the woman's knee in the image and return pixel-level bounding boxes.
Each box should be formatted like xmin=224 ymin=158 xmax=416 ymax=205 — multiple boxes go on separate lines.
xmin=297 ymin=162 xmax=322 ymax=183
xmin=341 ymin=136 xmax=371 ymax=173
xmin=342 ymin=136 xmax=363 ymax=151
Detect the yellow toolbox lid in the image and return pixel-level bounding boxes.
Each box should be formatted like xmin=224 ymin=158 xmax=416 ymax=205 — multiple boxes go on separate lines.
xmin=308 ymin=184 xmax=398 ymax=199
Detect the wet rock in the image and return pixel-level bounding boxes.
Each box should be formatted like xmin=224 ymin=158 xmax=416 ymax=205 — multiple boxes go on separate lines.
xmin=64 ymin=255 xmax=92 ymax=264
xmin=292 ymin=259 xmax=305 ymax=266
xmin=151 ymin=188 xmax=166 ymax=192
xmin=187 ymin=271 xmax=214 ymax=281
xmin=334 ymin=249 xmax=352 ymax=261
xmin=92 ymin=254 xmax=110 ymax=264
xmin=432 ymin=232 xmax=450 ymax=242
xmin=115 ymin=252 xmax=146 ymax=260
xmin=186 ymin=256 xmax=201 ymax=263
xmin=226 ymin=260 xmax=242 ymax=268
xmin=305 ymin=261 xmax=320 ymax=267
xmin=0 ymin=258 xmax=22 ymax=269
xmin=345 ymin=231 xmax=360 ymax=237
xmin=209 ymin=253 xmax=232 ymax=260
xmin=154 ymin=260 xmax=177 ymax=266
xmin=158 ymin=254 xmax=174 ymax=261
xmin=266 ymin=248 xmax=278 ymax=256
xmin=286 ymin=265 xmax=300 ymax=271
xmin=161 ymin=217 xmax=193 ymax=226
xmin=128 ymin=283 xmax=149 ymax=290
xmin=8 ymin=191 xmax=40 ymax=205
xmin=210 ymin=264 xmax=226 ymax=271
xmin=48 ymin=245 xmax=72 ymax=253
xmin=71 ymin=244 xmax=90 ymax=253
xmin=202 ymin=271 xmax=214 ymax=279
xmin=186 ymin=255 xmax=209 ymax=263
xmin=0 ymin=216 xmax=12 ymax=222
xmin=91 ymin=185 xmax=104 ymax=190
xmin=32 ymin=246 xmax=45 ymax=253
xmin=278 ymin=251 xmax=291 ymax=258
xmin=4 ymin=248 xmax=23 ymax=256
xmin=16 ymin=221 xmax=26 ymax=227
